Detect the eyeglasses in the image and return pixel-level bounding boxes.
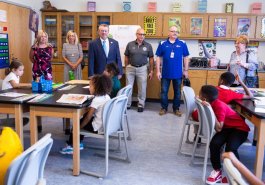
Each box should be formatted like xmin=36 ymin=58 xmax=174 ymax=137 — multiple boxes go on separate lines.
xmin=137 ymin=33 xmax=146 ymax=36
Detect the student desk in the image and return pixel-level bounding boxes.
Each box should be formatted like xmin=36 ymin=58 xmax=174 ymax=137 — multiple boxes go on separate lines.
xmin=234 ymin=99 xmax=265 ymax=179
xmin=0 ymin=88 xmax=31 ymax=146
xmin=27 ymin=84 xmax=91 ymax=176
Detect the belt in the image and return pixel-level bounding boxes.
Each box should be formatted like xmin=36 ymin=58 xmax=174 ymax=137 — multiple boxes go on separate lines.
xmin=130 ymin=63 xmax=147 ymax=68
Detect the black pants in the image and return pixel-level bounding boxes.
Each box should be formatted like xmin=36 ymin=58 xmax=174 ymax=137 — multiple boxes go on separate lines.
xmin=67 ymin=113 xmax=97 ymax=146
xmin=210 ymin=128 xmax=248 ymax=170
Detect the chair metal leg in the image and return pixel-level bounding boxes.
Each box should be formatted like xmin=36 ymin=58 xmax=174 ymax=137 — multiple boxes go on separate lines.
xmin=202 ymin=139 xmax=210 ymax=183
xmin=185 ymin=124 xmax=193 ymax=144
xmin=177 ymin=122 xmax=188 ymax=155
xmin=125 ymin=112 xmax=132 ymax=140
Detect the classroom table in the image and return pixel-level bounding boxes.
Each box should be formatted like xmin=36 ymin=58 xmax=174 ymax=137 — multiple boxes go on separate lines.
xmin=0 ymin=88 xmax=31 ymax=146
xmin=233 ymin=99 xmax=265 ymax=179
xmin=27 ymin=84 xmax=91 ymax=176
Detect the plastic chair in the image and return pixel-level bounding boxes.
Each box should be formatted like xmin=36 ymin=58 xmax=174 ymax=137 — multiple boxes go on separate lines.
xmin=190 ymin=98 xmax=216 ymax=183
xmin=223 ymin=158 xmax=248 ymax=185
xmin=116 ymin=84 xmax=133 ymax=140
xmin=80 ymin=95 xmax=130 ymax=178
xmin=4 ymin=133 xmax=53 ymax=185
xmin=177 ymin=86 xmax=199 ymax=155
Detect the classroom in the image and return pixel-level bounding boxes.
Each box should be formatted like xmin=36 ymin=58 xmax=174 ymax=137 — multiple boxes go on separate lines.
xmin=0 ymin=0 xmax=265 ymax=184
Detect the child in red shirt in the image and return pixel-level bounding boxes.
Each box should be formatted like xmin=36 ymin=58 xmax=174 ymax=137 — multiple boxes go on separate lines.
xmin=199 ymin=85 xmax=249 ymax=185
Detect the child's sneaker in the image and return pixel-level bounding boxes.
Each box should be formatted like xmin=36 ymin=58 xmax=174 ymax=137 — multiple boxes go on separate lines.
xmin=206 ymin=169 xmax=222 ymax=184
xmin=60 ymin=143 xmax=84 ymax=155
xmin=60 ymin=145 xmax=73 ymax=155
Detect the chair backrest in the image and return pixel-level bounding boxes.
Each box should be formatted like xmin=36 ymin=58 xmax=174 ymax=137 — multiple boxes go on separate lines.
xmin=104 ymin=95 xmax=128 ymax=136
xmin=117 ymin=84 xmax=133 ymax=98
xmin=203 ymin=101 xmax=216 ymax=139
xmin=4 ymin=134 xmax=53 ymax=185
xmin=223 ymin=158 xmax=248 ymax=185
xmin=195 ymin=98 xmax=211 ymax=140
xmin=182 ymin=86 xmax=196 ymax=122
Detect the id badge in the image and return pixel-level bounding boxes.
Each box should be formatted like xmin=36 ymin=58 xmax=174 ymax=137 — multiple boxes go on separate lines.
xmin=170 ymin=52 xmax=174 ymax=58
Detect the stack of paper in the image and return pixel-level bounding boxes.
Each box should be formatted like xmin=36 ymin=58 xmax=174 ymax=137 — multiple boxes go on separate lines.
xmin=56 ymin=94 xmax=94 ymax=104
xmin=254 ymin=97 xmax=265 ymax=108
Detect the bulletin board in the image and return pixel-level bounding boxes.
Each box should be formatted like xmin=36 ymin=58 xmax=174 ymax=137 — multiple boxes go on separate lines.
xmin=0 ymin=33 xmax=9 ymax=69
xmin=109 ymin=25 xmax=141 ymax=66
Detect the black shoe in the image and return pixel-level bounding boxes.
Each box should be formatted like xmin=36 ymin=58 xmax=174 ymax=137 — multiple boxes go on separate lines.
xmin=65 ymin=129 xmax=71 ymax=135
xmin=37 ymin=125 xmax=42 ymax=133
xmin=127 ymin=106 xmax=131 ymax=110
xmin=252 ymin=140 xmax=257 ymax=146
xmin=137 ymin=107 xmax=144 ymax=112
xmin=193 ymin=134 xmax=201 ymax=144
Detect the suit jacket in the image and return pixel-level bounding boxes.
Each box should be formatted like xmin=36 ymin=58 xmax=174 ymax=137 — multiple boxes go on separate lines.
xmin=88 ymin=38 xmax=123 ymax=77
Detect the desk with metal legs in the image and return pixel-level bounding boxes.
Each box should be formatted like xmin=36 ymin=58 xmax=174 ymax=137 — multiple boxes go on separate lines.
xmin=234 ymin=99 xmax=265 ymax=179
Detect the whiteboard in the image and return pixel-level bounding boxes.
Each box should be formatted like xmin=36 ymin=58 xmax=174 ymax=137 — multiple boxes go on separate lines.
xmin=109 ymin=25 xmax=141 ymax=66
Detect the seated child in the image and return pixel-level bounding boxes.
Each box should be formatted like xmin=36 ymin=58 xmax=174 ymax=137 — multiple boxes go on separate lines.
xmin=199 ymin=85 xmax=249 ymax=185
xmin=217 ymin=71 xmax=253 ymax=104
xmin=103 ymin=62 xmax=121 ymax=98
xmin=192 ymin=71 xmax=253 ymax=122
xmin=2 ymin=59 xmax=31 ymax=90
xmin=60 ymin=74 xmax=112 ymax=155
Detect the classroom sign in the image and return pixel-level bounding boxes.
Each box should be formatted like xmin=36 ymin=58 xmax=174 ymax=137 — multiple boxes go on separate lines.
xmin=0 ymin=33 xmax=9 ymax=69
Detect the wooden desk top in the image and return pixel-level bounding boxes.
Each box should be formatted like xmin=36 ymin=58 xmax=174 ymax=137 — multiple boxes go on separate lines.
xmin=234 ymin=99 xmax=265 ymax=119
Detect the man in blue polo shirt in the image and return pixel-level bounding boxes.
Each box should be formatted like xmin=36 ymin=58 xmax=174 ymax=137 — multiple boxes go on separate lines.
xmin=156 ymin=25 xmax=190 ymax=116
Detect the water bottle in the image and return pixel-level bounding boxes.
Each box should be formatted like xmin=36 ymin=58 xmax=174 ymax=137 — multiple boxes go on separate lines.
xmin=69 ymin=70 xmax=75 ymax=80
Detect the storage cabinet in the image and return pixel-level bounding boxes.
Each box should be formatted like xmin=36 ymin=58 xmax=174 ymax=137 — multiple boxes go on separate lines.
xmin=208 ymin=15 xmax=232 ymax=39
xmin=137 ymin=13 xmax=163 ymax=37
xmin=112 ymin=12 xmax=138 ymax=25
xmin=163 ymin=14 xmax=187 ymax=37
xmin=94 ymin=13 xmax=112 ymax=38
xmin=231 ymin=15 xmax=256 ymax=39
xmin=185 ymin=14 xmax=209 ymax=38
xmin=206 ymin=70 xmax=224 ymax=86
xmin=189 ymin=70 xmax=207 ymax=95
xmin=258 ymin=73 xmax=265 ymax=88
xmin=256 ymin=15 xmax=265 ymax=40
xmin=42 ymin=13 xmax=60 ymax=61
xmin=61 ymin=13 xmax=76 ymax=48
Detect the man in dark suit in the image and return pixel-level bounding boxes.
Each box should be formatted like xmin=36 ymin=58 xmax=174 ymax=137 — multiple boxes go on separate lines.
xmin=88 ymin=24 xmax=123 ymax=78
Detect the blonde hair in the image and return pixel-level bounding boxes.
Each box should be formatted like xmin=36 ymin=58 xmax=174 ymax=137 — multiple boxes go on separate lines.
xmin=33 ymin=30 xmax=51 ymax=47
xmin=66 ymin=30 xmax=79 ymax=45
xmin=235 ymin=35 xmax=249 ymax=46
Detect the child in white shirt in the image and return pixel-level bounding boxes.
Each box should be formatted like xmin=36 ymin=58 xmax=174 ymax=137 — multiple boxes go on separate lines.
xmin=60 ymin=74 xmax=112 ymax=155
xmin=2 ymin=60 xmax=31 ymax=90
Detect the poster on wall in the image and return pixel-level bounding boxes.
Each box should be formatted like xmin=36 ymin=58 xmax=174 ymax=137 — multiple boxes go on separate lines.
xmin=29 ymin=9 xmax=39 ymax=33
xmin=237 ymin=18 xmax=250 ymax=36
xmin=190 ymin=17 xmax=203 ymax=35
xmin=144 ymin=16 xmax=156 ymax=36
xmin=168 ymin=17 xmax=182 ymax=34
xmin=109 ymin=25 xmax=141 ymax=66
xmin=0 ymin=33 xmax=9 ymax=69
xmin=213 ymin=18 xmax=227 ymax=37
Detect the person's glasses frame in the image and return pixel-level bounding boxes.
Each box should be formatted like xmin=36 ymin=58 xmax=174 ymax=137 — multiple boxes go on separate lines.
xmin=137 ymin=33 xmax=146 ymax=36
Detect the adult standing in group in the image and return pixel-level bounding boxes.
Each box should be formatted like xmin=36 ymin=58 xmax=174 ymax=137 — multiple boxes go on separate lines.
xmin=88 ymin=24 xmax=123 ymax=78
xmin=30 ymin=30 xmax=53 ymax=81
xmin=156 ymin=26 xmax=190 ymax=116
xmin=29 ymin=30 xmax=53 ymax=133
xmin=228 ymin=35 xmax=258 ymax=87
xmin=62 ymin=30 xmax=83 ymax=82
xmin=124 ymin=28 xmax=154 ymax=112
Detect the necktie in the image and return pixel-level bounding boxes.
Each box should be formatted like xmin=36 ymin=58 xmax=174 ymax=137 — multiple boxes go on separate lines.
xmin=102 ymin=40 xmax=107 ymax=56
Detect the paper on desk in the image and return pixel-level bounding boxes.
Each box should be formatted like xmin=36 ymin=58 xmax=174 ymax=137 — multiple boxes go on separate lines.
xmin=58 ymin=85 xmax=76 ymax=91
xmin=254 ymin=97 xmax=265 ymax=108
xmin=83 ymin=85 xmax=90 ymax=89
xmin=66 ymin=80 xmax=90 ymax=85
xmin=255 ymin=107 xmax=265 ymax=113
xmin=0 ymin=92 xmax=28 ymax=97
xmin=56 ymin=94 xmax=94 ymax=104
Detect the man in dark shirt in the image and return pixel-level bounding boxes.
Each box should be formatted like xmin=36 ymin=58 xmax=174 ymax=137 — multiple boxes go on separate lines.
xmin=124 ymin=28 xmax=154 ymax=112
